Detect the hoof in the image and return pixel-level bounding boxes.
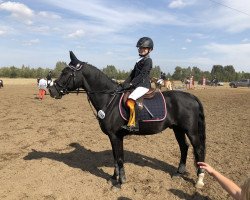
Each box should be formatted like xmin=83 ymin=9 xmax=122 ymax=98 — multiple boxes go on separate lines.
xmin=119 ymin=176 xmax=126 ymax=184
xmin=196 ymin=172 xmax=205 ymax=188
xmin=107 ymin=178 xmax=115 ymax=186
xmin=195 ymin=180 xmax=204 ymax=189
xmin=111 ymin=183 xmax=121 ymax=192
xmin=172 ymin=172 xmax=182 ymax=178
xmin=178 ymin=165 xmax=186 ymax=174
xmin=107 ymin=175 xmax=118 ymax=186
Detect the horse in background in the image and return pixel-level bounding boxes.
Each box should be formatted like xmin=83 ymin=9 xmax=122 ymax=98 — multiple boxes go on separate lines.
xmin=150 ymin=77 xmax=163 ymax=89
xmin=210 ymin=78 xmax=218 ymax=86
xmin=151 ymin=77 xmax=173 ymax=90
xmin=164 ymin=78 xmax=173 ymax=90
xmin=0 ymin=79 xmax=4 ymax=88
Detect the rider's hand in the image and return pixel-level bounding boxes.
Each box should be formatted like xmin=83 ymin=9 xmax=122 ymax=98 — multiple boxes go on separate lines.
xmin=122 ymin=82 xmax=132 ymax=90
xmin=116 ymin=85 xmax=123 ymax=92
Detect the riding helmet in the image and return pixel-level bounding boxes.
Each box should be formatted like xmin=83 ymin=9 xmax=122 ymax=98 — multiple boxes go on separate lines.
xmin=136 ymin=37 xmax=154 ymax=50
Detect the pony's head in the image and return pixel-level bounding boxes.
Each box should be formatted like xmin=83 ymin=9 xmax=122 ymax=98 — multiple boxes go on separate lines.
xmin=49 ymin=51 xmax=84 ymax=99
xmin=49 ymin=51 xmax=118 ymax=99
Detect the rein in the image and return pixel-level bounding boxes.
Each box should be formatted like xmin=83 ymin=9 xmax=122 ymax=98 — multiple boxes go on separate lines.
xmin=54 ymin=63 xmax=124 ymax=119
xmin=86 ymin=89 xmax=119 ymax=120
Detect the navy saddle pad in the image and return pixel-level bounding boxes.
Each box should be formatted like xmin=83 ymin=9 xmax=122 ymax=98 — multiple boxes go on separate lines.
xmin=119 ymin=91 xmax=167 ymax=122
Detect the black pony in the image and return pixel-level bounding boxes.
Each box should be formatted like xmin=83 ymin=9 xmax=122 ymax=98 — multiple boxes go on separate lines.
xmin=49 ymin=51 xmax=206 ymax=188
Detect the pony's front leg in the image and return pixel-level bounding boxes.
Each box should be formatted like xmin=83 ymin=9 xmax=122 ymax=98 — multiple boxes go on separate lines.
xmin=111 ymin=163 xmax=126 ymax=184
xmin=111 ymin=163 xmax=119 ymax=181
xmin=109 ymin=134 xmax=126 ymax=185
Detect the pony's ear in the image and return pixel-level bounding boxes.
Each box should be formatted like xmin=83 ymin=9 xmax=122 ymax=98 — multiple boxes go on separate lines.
xmin=69 ymin=51 xmax=79 ymax=62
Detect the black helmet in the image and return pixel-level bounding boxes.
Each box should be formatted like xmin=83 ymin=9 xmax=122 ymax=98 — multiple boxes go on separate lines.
xmin=136 ymin=37 xmax=154 ymax=50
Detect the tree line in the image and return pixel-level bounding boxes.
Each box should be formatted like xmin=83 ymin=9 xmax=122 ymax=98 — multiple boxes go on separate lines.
xmin=0 ymin=62 xmax=249 ymax=82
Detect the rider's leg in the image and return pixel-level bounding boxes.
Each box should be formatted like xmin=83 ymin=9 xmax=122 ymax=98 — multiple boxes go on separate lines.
xmin=122 ymin=87 xmax=149 ymax=131
xmin=126 ymin=99 xmax=136 ymax=127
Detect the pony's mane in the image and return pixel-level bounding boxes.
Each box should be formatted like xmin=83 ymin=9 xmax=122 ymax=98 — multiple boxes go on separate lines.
xmin=81 ymin=61 xmax=118 ymax=86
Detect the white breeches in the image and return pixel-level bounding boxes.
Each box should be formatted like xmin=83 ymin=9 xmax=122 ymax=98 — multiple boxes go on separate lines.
xmin=128 ymin=87 xmax=149 ymax=101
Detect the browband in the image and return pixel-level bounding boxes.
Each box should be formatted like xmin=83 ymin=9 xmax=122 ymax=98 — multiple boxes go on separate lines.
xmin=68 ymin=63 xmax=83 ymax=71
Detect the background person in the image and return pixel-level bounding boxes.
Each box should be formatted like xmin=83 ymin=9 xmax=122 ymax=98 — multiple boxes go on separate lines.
xmin=202 ymin=76 xmax=206 ymax=89
xmin=46 ymin=70 xmax=53 ymax=86
xmin=189 ymin=76 xmax=193 ymax=89
xmin=156 ymin=72 xmax=164 ymax=86
xmin=38 ymin=78 xmax=47 ymax=100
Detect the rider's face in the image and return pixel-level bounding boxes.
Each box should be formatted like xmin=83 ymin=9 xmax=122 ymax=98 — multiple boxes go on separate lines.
xmin=138 ymin=47 xmax=150 ymax=56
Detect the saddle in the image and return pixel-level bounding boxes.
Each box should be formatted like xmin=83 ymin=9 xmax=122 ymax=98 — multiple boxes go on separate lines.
xmin=119 ymin=88 xmax=167 ymax=122
xmin=122 ymin=87 xmax=159 ymax=106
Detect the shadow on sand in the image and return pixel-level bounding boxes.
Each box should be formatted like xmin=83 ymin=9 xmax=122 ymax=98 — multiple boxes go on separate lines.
xmin=24 ymin=142 xmax=194 ymax=185
xmin=169 ymin=189 xmax=212 ymax=200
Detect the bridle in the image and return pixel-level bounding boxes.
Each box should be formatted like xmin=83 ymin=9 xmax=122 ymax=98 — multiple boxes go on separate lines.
xmin=54 ymin=73 xmax=76 ymax=95
xmin=52 ymin=63 xmax=125 ymax=119
xmin=53 ymin=64 xmax=83 ymax=95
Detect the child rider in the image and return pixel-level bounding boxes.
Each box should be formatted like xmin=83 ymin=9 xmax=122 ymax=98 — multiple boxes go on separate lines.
xmin=121 ymin=37 xmax=154 ymax=132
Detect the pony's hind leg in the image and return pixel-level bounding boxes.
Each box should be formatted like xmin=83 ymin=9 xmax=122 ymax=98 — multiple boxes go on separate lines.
xmin=173 ymin=127 xmax=189 ymax=176
xmin=186 ymin=129 xmax=206 ymax=188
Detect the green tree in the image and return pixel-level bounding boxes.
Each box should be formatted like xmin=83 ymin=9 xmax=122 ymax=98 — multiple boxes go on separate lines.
xmin=211 ymin=65 xmax=224 ymax=80
xmin=102 ymin=65 xmax=118 ymax=79
xmin=172 ymin=66 xmax=181 ymax=80
xmin=36 ymin=67 xmax=44 ymax=78
xmin=166 ymin=73 xmax=172 ymax=79
xmin=117 ymin=69 xmax=130 ymax=80
xmin=150 ymin=65 xmax=161 ymax=78
xmin=53 ymin=61 xmax=67 ymax=78
xmin=224 ymin=65 xmax=236 ymax=81
xmin=21 ymin=65 xmax=32 ymax=78
xmin=202 ymin=71 xmax=211 ymax=80
xmin=242 ymin=72 xmax=250 ymax=79
xmin=9 ymin=66 xmax=19 ymax=78
xmin=0 ymin=67 xmax=10 ymax=77
xmin=192 ymin=66 xmax=202 ymax=81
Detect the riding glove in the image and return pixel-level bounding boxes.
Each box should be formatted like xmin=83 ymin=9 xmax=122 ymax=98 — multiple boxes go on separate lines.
xmin=122 ymin=82 xmax=133 ymax=90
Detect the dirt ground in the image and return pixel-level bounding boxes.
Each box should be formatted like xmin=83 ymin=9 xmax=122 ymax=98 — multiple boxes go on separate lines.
xmin=0 ymin=80 xmax=249 ymax=200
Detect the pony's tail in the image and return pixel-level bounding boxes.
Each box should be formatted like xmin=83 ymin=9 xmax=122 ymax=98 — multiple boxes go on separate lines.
xmin=194 ymin=96 xmax=206 ymax=161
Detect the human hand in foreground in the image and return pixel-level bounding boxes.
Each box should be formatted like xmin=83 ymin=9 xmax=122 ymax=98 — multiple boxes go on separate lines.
xmin=197 ymin=162 xmax=244 ymax=200
xmin=197 ymin=162 xmax=215 ymax=175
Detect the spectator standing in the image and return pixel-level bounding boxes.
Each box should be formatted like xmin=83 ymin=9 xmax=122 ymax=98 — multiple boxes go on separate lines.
xmin=38 ymin=78 xmax=47 ymax=100
xmin=202 ymin=76 xmax=206 ymax=89
xmin=46 ymin=70 xmax=53 ymax=86
xmin=189 ymin=76 xmax=193 ymax=89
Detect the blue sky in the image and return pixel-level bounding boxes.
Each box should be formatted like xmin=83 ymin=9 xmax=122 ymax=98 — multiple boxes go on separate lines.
xmin=0 ymin=0 xmax=250 ymax=73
